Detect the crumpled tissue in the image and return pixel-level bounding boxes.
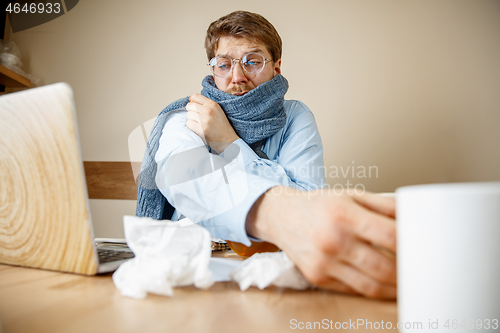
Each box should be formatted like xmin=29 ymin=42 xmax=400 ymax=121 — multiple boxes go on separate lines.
xmin=230 ymin=252 xmax=311 ymax=291
xmin=112 ymin=216 xmax=214 ymax=299
xmin=113 ymin=216 xmax=311 ymax=299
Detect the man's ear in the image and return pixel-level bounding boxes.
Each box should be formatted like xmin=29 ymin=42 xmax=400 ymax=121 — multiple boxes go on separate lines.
xmin=274 ymin=59 xmax=282 ymax=75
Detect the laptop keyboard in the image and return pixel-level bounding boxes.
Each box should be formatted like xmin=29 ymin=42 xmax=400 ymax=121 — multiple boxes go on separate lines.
xmin=97 ymin=249 xmax=135 ymax=263
xmin=96 ymin=239 xmax=230 ymax=264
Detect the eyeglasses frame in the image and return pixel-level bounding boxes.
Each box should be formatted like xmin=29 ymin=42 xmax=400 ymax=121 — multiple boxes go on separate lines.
xmin=208 ymin=52 xmax=272 ymax=77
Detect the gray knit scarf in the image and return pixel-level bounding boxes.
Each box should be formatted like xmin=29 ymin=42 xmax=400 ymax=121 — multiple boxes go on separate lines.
xmin=135 ymin=74 xmax=289 ymax=220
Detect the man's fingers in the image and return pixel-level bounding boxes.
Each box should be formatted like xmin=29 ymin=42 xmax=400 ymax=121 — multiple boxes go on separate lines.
xmin=346 ymin=201 xmax=397 ymax=253
xmin=339 ymin=238 xmax=397 ymax=285
xmin=189 ymin=93 xmax=211 ymax=105
xmin=186 ymin=102 xmax=201 ymax=113
xmin=316 ymin=278 xmax=359 ymax=296
xmin=326 ymin=261 xmax=397 ymax=299
xmin=186 ymin=101 xmax=211 ymax=118
xmin=185 ymin=119 xmax=199 ymax=132
xmin=186 ymin=119 xmax=205 ymax=142
xmin=186 ymin=110 xmax=200 ymax=123
xmin=351 ymin=191 xmax=396 ymax=218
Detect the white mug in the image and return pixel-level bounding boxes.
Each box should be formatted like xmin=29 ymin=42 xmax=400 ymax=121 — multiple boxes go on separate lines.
xmin=396 ymin=182 xmax=500 ymax=332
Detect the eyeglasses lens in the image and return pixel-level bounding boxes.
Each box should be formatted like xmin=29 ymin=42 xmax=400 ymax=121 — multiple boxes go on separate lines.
xmin=211 ymin=57 xmax=232 ymax=77
xmin=210 ymin=53 xmax=265 ymax=77
xmin=242 ymin=53 xmax=265 ymax=74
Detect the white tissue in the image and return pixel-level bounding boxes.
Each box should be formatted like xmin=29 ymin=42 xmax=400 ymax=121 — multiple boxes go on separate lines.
xmin=112 ymin=216 xmax=311 ymax=298
xmin=112 ymin=216 xmax=214 ymax=299
xmin=230 ymin=252 xmax=311 ymax=291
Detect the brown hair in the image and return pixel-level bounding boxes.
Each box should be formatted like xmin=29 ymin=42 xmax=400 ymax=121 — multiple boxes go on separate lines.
xmin=204 ymin=11 xmax=282 ymax=62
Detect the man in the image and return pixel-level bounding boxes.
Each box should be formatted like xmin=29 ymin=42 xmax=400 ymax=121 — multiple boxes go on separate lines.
xmin=137 ymin=11 xmax=397 ymax=299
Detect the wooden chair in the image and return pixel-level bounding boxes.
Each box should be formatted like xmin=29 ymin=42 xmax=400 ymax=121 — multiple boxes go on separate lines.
xmin=83 ymin=161 xmax=141 ymax=200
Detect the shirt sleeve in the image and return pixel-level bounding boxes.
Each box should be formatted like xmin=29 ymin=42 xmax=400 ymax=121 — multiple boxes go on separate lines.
xmin=155 ymin=101 xmax=325 ymax=246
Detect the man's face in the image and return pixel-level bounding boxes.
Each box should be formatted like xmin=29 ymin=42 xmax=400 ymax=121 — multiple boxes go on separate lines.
xmin=213 ymin=36 xmax=281 ymax=95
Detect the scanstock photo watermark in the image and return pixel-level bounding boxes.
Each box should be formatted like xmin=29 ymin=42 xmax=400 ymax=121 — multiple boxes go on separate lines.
xmin=290 ymin=318 xmax=418 ymax=330
xmin=290 ymin=318 xmax=498 ymax=330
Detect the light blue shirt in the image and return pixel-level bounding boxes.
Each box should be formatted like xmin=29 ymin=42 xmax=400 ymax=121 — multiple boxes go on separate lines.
xmin=155 ymin=100 xmax=326 ymax=246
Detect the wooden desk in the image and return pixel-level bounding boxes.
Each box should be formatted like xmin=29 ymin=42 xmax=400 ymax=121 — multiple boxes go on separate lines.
xmin=0 ymin=258 xmax=397 ymax=333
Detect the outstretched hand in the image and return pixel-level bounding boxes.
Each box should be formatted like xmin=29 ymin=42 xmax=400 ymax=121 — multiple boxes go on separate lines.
xmin=246 ymin=187 xmax=397 ymax=299
xmin=186 ymin=94 xmax=240 ymax=154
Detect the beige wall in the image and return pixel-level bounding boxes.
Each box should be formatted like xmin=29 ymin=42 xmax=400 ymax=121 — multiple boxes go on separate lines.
xmin=8 ymin=0 xmax=500 ymax=237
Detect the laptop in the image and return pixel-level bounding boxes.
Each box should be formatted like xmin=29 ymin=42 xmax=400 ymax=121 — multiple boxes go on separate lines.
xmin=0 ymin=83 xmax=134 ymax=274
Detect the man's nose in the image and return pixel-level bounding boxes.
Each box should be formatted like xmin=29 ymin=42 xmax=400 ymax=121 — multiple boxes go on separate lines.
xmin=231 ymin=61 xmax=248 ymax=84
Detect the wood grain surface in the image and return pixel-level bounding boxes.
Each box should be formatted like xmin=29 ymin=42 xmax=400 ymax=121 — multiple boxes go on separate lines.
xmin=0 ymin=84 xmax=97 ymax=275
xmin=0 ymin=263 xmax=398 ymax=333
xmin=84 ymin=161 xmax=140 ymax=200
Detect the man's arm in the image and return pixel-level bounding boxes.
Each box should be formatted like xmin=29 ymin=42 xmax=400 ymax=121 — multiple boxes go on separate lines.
xmin=157 ymin=97 xmax=325 ymax=243
xmin=155 ymin=109 xmax=283 ymax=242
xmin=246 ymin=187 xmax=397 ymax=299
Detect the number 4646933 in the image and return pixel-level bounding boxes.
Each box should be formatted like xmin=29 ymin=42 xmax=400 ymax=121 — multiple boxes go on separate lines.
xmin=6 ymin=2 xmax=61 ymax=14
xmin=444 ymin=319 xmax=498 ymax=330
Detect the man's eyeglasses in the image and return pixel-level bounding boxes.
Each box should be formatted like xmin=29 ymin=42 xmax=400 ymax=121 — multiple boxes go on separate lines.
xmin=208 ymin=52 xmax=272 ymax=77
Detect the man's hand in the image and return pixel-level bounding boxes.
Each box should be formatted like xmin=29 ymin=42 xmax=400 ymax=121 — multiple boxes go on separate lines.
xmin=246 ymin=187 xmax=397 ymax=299
xmin=186 ymin=94 xmax=239 ymax=154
